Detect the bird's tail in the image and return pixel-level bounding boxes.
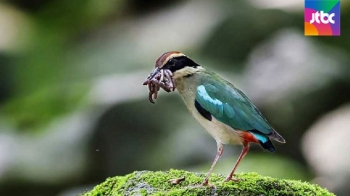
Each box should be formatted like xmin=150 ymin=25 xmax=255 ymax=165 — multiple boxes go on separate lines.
xmin=259 ymin=139 xmax=276 ymax=152
xmin=246 ymin=130 xmax=284 ymax=152
xmin=249 ymin=132 xmax=276 ymax=152
xmin=269 ymin=130 xmax=286 ymax=143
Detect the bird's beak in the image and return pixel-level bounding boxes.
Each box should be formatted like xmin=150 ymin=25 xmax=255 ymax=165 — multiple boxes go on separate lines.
xmin=148 ymin=67 xmax=160 ymax=80
xmin=143 ymin=67 xmax=161 ymax=85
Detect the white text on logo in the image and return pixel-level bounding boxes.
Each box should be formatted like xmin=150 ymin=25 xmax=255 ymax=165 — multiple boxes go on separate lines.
xmin=310 ymin=11 xmax=335 ymax=24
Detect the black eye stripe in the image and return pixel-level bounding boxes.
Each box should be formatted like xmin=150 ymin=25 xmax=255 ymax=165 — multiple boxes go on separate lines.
xmin=163 ymin=56 xmax=199 ymax=72
xmin=168 ymin=59 xmax=175 ymax=66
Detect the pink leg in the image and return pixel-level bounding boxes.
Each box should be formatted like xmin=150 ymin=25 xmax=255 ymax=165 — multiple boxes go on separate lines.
xmin=224 ymin=143 xmax=250 ymax=182
xmin=202 ymin=143 xmax=224 ymax=186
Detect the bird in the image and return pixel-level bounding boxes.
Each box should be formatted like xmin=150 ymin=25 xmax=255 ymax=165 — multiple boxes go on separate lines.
xmin=147 ymin=51 xmax=285 ymax=186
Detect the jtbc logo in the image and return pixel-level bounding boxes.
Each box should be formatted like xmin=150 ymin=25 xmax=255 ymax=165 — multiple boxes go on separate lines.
xmin=310 ymin=11 xmax=335 ymax=24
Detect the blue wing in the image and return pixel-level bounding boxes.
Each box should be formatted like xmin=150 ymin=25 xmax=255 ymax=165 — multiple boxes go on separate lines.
xmin=196 ymin=83 xmax=273 ymax=141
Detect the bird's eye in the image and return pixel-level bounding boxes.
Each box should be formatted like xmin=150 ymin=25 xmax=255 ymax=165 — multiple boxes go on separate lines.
xmin=168 ymin=59 xmax=175 ymax=66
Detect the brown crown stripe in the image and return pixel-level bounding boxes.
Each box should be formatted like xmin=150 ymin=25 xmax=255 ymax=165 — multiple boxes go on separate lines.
xmin=155 ymin=51 xmax=185 ymax=68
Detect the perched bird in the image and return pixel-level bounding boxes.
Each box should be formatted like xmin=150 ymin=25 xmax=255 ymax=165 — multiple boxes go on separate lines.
xmin=147 ymin=51 xmax=285 ymax=186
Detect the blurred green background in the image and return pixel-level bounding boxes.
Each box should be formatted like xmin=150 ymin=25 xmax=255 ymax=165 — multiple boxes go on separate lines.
xmin=0 ymin=0 xmax=349 ymax=195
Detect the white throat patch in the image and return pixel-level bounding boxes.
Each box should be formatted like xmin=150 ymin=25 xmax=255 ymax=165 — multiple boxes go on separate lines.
xmin=172 ymin=66 xmax=204 ymax=79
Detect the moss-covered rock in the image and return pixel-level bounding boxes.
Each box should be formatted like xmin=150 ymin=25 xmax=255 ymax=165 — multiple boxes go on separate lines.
xmin=84 ymin=169 xmax=334 ymax=196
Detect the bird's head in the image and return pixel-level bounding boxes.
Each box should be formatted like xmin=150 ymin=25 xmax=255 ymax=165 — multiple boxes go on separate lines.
xmin=143 ymin=51 xmax=203 ymax=103
xmin=148 ymin=51 xmax=200 ymax=80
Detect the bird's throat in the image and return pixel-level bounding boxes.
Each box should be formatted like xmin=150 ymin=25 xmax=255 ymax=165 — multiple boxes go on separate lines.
xmin=172 ymin=66 xmax=203 ymax=79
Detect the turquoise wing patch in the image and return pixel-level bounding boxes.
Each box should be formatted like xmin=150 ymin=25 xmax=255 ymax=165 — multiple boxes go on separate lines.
xmin=196 ymin=84 xmax=273 ymax=135
xmin=197 ymin=85 xmax=224 ymax=117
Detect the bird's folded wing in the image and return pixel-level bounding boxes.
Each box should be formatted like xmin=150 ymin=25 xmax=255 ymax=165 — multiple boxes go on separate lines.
xmin=196 ymin=83 xmax=273 ymax=135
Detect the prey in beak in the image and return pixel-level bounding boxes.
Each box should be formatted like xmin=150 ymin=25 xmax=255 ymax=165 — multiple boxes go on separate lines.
xmin=143 ymin=51 xmax=185 ymax=103
xmin=143 ymin=67 xmax=175 ymax=103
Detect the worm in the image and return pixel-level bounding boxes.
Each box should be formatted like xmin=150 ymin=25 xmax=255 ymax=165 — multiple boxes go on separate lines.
xmin=143 ymin=69 xmax=175 ymax=103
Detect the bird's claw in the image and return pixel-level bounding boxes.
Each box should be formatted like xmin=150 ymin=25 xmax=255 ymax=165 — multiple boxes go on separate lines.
xmin=224 ymin=177 xmax=240 ymax=182
xmin=195 ymin=179 xmax=215 ymax=188
xmin=202 ymin=183 xmax=216 ymax=188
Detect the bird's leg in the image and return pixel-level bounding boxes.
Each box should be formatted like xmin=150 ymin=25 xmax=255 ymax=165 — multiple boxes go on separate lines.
xmin=202 ymin=143 xmax=224 ymax=186
xmin=224 ymin=143 xmax=250 ymax=182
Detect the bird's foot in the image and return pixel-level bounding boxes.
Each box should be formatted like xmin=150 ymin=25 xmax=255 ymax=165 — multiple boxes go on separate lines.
xmin=223 ymin=176 xmax=240 ymax=182
xmin=168 ymin=177 xmax=186 ymax=185
xmin=201 ymin=183 xmax=214 ymax=188
xmin=199 ymin=179 xmax=216 ymax=188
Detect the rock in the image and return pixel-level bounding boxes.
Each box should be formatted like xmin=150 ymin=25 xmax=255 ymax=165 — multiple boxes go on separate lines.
xmin=84 ymin=169 xmax=334 ymax=196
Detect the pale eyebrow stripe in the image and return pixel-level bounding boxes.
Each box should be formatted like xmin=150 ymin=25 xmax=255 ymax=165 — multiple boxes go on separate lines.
xmin=161 ymin=53 xmax=185 ymax=67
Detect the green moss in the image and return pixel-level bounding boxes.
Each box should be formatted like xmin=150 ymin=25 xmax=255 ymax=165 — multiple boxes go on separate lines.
xmin=84 ymin=169 xmax=334 ymax=196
